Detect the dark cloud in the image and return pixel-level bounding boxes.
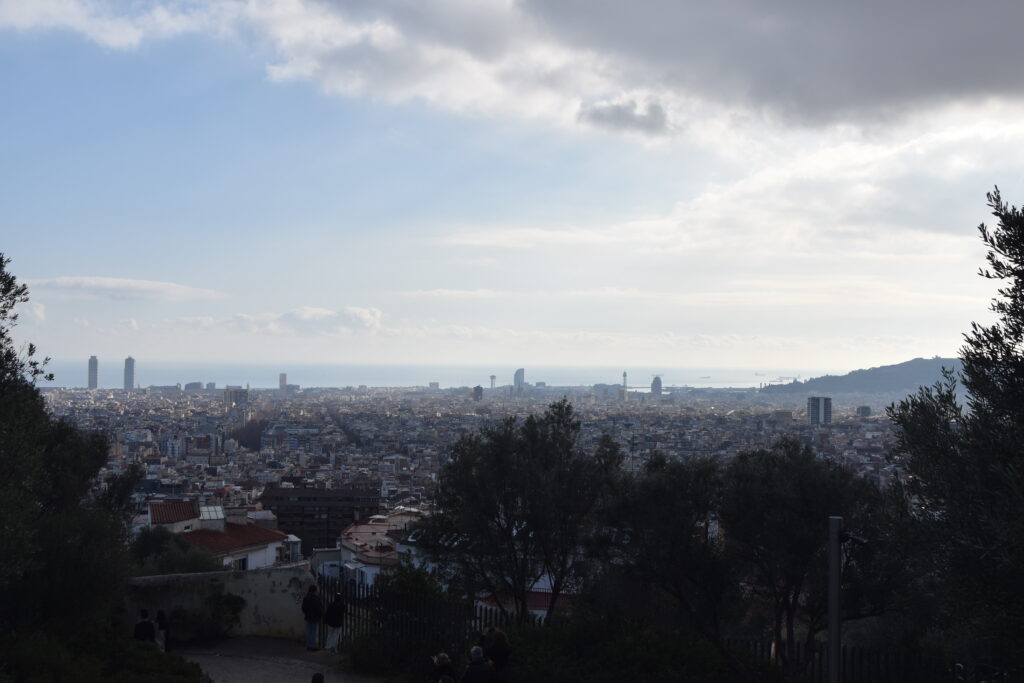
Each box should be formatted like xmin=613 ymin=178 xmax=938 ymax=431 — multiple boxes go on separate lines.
xmin=578 ymin=99 xmax=668 ymax=134
xmin=521 ymin=0 xmax=1024 ymax=123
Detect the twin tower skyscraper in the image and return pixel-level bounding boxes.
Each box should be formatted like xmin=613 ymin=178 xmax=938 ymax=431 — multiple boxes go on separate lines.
xmin=87 ymin=355 xmax=134 ymax=390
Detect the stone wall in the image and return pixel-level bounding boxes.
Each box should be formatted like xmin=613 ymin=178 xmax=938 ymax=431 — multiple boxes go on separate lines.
xmin=127 ymin=562 xmax=314 ymax=641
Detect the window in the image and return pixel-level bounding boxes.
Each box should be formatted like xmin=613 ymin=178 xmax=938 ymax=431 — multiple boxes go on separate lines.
xmin=231 ymin=557 xmax=248 ymax=571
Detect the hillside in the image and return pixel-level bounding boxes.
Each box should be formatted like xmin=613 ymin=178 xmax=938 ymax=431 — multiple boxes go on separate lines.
xmin=761 ymin=357 xmax=961 ymax=395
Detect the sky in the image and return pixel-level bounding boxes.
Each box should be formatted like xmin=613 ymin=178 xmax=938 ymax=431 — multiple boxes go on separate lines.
xmin=3 ymin=0 xmax=1024 ymax=379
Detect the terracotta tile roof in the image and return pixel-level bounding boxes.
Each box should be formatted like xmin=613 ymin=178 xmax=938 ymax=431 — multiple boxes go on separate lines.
xmin=480 ymin=590 xmax=571 ymax=613
xmin=149 ymin=500 xmax=199 ymax=525
xmin=182 ymin=523 xmax=287 ymax=555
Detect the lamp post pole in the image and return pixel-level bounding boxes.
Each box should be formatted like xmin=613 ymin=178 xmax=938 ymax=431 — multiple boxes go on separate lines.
xmin=828 ymin=515 xmax=843 ymax=683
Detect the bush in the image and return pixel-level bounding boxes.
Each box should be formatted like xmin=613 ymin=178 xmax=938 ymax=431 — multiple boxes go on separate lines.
xmin=510 ymin=620 xmax=740 ymax=683
xmin=170 ymin=590 xmax=246 ymax=643
xmin=1 ymin=632 xmax=205 ymax=683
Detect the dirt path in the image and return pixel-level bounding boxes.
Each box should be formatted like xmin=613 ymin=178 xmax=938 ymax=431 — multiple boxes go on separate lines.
xmin=179 ymin=636 xmax=383 ymax=683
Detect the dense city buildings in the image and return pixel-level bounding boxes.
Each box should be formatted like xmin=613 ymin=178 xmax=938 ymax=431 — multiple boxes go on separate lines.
xmin=40 ymin=376 xmax=904 ymax=576
xmin=88 ymin=355 xmax=98 ymax=389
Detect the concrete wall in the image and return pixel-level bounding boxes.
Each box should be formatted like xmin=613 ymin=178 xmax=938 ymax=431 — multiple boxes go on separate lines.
xmin=127 ymin=562 xmax=314 ymax=641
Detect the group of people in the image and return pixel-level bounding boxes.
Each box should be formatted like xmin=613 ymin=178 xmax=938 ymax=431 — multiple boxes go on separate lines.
xmin=133 ymin=608 xmax=170 ymax=651
xmin=428 ymin=627 xmax=513 ymax=683
xmin=301 ymin=585 xmax=347 ymax=652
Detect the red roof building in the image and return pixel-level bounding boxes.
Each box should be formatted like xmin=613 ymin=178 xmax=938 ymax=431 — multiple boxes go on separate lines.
xmin=182 ymin=523 xmax=290 ymax=571
xmin=148 ymin=500 xmax=200 ymax=532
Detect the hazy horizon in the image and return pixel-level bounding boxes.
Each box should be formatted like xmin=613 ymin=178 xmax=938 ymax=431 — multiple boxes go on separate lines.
xmin=38 ymin=359 xmax=837 ymax=391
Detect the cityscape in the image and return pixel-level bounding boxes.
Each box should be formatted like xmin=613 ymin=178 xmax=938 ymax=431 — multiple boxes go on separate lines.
xmin=5 ymin=1 xmax=1024 ymax=681
xmin=50 ymin=355 xmax=891 ymax=558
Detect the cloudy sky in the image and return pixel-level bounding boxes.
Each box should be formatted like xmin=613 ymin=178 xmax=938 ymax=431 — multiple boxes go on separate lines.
xmin=3 ymin=0 xmax=1022 ymax=378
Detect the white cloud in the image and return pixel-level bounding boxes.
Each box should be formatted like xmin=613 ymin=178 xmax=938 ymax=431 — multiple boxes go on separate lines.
xmin=0 ymin=0 xmax=240 ymax=48
xmin=6 ymin=0 xmax=1024 ymax=134
xmin=175 ymin=305 xmax=383 ymax=336
xmin=29 ymin=276 xmax=227 ymax=302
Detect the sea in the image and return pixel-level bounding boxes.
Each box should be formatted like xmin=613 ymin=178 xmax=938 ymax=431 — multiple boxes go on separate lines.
xmin=36 ymin=361 xmax=824 ymax=391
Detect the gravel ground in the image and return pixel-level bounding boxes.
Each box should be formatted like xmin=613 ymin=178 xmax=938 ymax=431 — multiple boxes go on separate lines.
xmin=179 ymin=636 xmax=383 ymax=683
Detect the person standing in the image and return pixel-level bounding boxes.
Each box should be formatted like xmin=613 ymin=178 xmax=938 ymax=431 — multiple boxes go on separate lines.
xmin=133 ymin=609 xmax=156 ymax=644
xmin=302 ymin=585 xmax=323 ymax=650
xmin=324 ymin=593 xmax=346 ymax=653
xmin=483 ymin=627 xmax=511 ymax=674
xmin=461 ymin=646 xmax=498 ymax=683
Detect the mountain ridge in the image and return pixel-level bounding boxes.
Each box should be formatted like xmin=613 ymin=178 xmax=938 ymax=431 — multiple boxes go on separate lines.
xmin=760 ymin=356 xmax=961 ymax=394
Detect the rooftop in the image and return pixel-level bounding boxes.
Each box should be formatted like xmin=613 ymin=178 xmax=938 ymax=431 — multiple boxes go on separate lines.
xmin=183 ymin=522 xmax=287 ymax=555
xmin=149 ymin=500 xmax=199 ymax=524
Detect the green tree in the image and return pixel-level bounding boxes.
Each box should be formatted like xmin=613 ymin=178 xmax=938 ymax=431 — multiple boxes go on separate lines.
xmin=0 ymin=254 xmax=203 ymax=681
xmin=889 ymin=188 xmax=1024 ymax=663
xmin=718 ymin=438 xmax=882 ymax=679
xmin=424 ymin=400 xmax=621 ymax=622
xmin=609 ymin=454 xmax=734 ymax=647
xmin=131 ymin=526 xmax=223 ymax=576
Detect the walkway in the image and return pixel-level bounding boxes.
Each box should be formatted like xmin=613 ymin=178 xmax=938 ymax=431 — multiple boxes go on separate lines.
xmin=179 ymin=636 xmax=384 ymax=683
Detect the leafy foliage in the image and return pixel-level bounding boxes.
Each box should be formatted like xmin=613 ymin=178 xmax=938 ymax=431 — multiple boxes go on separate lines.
xmin=424 ymin=400 xmax=621 ymax=621
xmin=0 ymin=254 xmax=204 ymax=682
xmin=170 ymin=588 xmax=246 ymax=642
xmin=718 ymin=438 xmax=883 ymax=675
xmin=131 ymin=526 xmax=223 ymax=576
xmin=607 ymin=454 xmax=735 ymax=645
xmin=889 ymin=188 xmax=1024 ymax=663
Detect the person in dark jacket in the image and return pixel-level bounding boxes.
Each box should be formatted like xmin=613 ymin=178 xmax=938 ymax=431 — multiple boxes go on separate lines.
xmin=461 ymin=646 xmax=498 ymax=683
xmin=324 ymin=593 xmax=346 ymax=653
xmin=427 ymin=652 xmax=459 ymax=683
xmin=133 ymin=609 xmax=156 ymax=643
xmin=483 ymin=627 xmax=511 ymax=674
xmin=302 ymin=585 xmax=323 ymax=650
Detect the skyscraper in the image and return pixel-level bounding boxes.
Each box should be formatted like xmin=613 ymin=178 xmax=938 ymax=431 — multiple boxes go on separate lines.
xmin=279 ymin=373 xmax=287 ymax=390
xmin=87 ymin=356 xmax=98 ymax=389
xmin=513 ymin=368 xmax=525 ymax=393
xmin=123 ymin=356 xmax=135 ymax=390
xmin=651 ymin=376 xmax=663 ymax=396
xmin=808 ymin=396 xmax=832 ymax=426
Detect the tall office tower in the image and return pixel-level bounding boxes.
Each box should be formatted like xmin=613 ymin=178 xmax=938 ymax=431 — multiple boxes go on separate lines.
xmin=651 ymin=375 xmax=663 ymax=396
xmin=87 ymin=356 xmax=98 ymax=389
xmin=808 ymin=396 xmax=833 ymax=426
xmin=224 ymin=387 xmax=249 ymax=408
xmin=472 ymin=385 xmax=483 ymax=401
xmin=490 ymin=375 xmax=496 ymax=390
xmin=279 ymin=373 xmax=287 ymax=390
xmin=123 ymin=356 xmax=135 ymax=390
xmin=513 ymin=368 xmax=525 ymax=393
